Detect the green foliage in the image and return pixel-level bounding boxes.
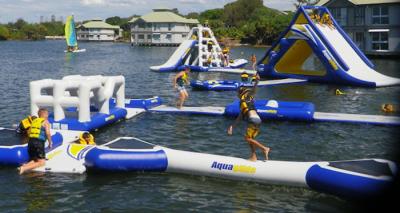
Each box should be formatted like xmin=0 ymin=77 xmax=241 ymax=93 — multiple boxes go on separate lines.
xmin=0 ymin=25 xmax=10 ymax=40
xmin=1 ymin=18 xmax=63 ymax=40
xmin=191 ymin=0 xmax=293 ymax=45
xmin=294 ymin=0 xmax=320 ymax=8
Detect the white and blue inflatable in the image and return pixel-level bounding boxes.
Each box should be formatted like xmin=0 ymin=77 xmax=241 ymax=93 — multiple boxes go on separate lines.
xmin=257 ymin=6 xmax=400 ymax=87
xmin=150 ymin=26 xmax=247 ymax=72
xmin=83 ymin=137 xmax=397 ymax=200
xmin=30 ymin=75 xmax=162 ymax=131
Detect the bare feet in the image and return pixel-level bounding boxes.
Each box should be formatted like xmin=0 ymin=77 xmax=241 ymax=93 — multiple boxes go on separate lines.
xmin=263 ymin=147 xmax=271 ymax=161
xmin=248 ymin=154 xmax=257 ymax=162
xmin=18 ymin=166 xmax=24 ymax=175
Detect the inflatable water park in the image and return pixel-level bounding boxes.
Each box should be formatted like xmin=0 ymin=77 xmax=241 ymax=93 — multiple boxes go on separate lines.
xmin=150 ymin=25 xmax=248 ymax=72
xmin=256 ymin=6 xmax=400 ymax=87
xmin=1 ymin=5 xmax=399 ymax=203
xmin=0 ymin=71 xmax=398 ymax=201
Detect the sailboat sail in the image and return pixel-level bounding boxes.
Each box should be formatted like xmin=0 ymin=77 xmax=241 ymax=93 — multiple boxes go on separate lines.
xmin=65 ymin=15 xmax=77 ymax=47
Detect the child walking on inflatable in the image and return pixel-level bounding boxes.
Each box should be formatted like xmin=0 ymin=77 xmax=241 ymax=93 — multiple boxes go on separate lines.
xmin=227 ymin=74 xmax=270 ymax=161
xmin=173 ymin=67 xmax=191 ymax=109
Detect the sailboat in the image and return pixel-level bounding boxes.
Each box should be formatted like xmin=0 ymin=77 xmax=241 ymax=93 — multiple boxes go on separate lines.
xmin=64 ymin=15 xmax=86 ymax=53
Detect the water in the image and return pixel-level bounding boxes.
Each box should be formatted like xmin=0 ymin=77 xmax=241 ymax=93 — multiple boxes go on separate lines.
xmin=0 ymin=40 xmax=399 ymax=212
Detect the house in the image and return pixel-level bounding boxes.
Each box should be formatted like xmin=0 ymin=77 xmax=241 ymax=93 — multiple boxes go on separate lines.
xmin=76 ymin=19 xmax=122 ymax=41
xmin=317 ymin=0 xmax=400 ymax=56
xmin=129 ymin=8 xmax=199 ymax=46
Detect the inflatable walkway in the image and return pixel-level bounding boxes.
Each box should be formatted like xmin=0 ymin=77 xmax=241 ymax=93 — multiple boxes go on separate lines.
xmin=257 ymin=6 xmax=400 ymax=87
xmin=2 ymin=131 xmax=395 ymax=200
xmin=150 ymin=26 xmax=247 ymax=72
xmin=150 ymin=99 xmax=400 ymax=126
xmin=85 ymin=137 xmax=397 ymax=200
xmin=190 ymin=78 xmax=307 ymax=91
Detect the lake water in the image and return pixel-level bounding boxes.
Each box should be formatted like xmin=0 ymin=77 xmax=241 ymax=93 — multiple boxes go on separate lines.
xmin=0 ymin=40 xmax=399 ymax=212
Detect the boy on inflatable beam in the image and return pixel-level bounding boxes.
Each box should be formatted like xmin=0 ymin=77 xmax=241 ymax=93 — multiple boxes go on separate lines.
xmin=227 ymin=74 xmax=270 ymax=161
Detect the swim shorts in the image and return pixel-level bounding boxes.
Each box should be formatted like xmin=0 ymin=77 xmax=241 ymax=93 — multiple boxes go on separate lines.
xmin=177 ymin=86 xmax=186 ymax=92
xmin=28 ymin=138 xmax=45 ymax=160
xmin=245 ymin=113 xmax=261 ymax=139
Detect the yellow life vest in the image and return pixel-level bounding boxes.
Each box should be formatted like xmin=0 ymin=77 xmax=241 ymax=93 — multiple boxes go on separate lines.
xmin=29 ymin=117 xmax=45 ymax=140
xmin=79 ymin=133 xmax=95 ymax=145
xmin=21 ymin=116 xmax=34 ymax=130
xmin=240 ymin=92 xmax=255 ymax=116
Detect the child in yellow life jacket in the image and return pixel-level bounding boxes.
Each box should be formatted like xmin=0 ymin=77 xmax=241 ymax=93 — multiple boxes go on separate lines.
xmin=77 ymin=132 xmax=96 ymax=145
xmin=227 ymin=74 xmax=271 ymax=161
xmin=322 ymin=13 xmax=334 ymax=29
xmin=173 ymin=66 xmax=191 ymax=109
xmin=18 ymin=108 xmax=52 ymax=175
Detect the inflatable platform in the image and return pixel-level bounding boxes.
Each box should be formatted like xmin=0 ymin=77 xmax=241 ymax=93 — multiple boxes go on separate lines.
xmin=84 ymin=137 xmax=397 ymax=200
xmin=190 ymin=78 xmax=307 ymax=91
xmin=257 ymin=6 xmax=400 ymax=87
xmin=0 ymin=128 xmax=86 ymax=173
xmin=150 ymin=26 xmax=248 ymax=72
xmin=150 ymin=99 xmax=400 ymax=126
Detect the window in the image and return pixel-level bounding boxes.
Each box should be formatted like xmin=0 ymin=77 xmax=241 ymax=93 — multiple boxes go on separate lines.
xmin=330 ymin=7 xmax=347 ymax=26
xmin=355 ymin=32 xmax=364 ymax=49
xmin=147 ymin=34 xmax=151 ymax=39
xmin=354 ymin=7 xmax=364 ymax=25
xmin=138 ymin=34 xmax=144 ymax=39
xmin=372 ymin=6 xmax=389 ymax=24
xmin=153 ymin=34 xmax=160 ymax=40
xmin=138 ymin=23 xmax=145 ymax=28
xmin=168 ymin=24 xmax=173 ymax=31
xmin=182 ymin=34 xmax=186 ymax=38
xmin=371 ymin=32 xmax=389 ymax=50
xmin=166 ymin=34 xmax=172 ymax=39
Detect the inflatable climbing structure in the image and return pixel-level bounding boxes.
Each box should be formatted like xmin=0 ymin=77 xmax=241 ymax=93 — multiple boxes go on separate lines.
xmin=257 ymin=6 xmax=400 ymax=87
xmin=150 ymin=26 xmax=248 ymax=72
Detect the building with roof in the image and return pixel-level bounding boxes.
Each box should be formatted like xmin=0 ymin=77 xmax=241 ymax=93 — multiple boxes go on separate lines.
xmin=129 ymin=8 xmax=199 ymax=46
xmin=76 ymin=19 xmax=122 ymax=41
xmin=317 ymin=0 xmax=400 ymax=56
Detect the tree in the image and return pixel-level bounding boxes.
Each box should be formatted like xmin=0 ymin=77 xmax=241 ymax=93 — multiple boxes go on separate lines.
xmin=223 ymin=0 xmax=263 ymax=27
xmin=0 ymin=25 xmax=10 ymax=40
xmin=294 ymin=0 xmax=320 ymax=8
xmin=14 ymin=18 xmax=28 ymax=29
xmin=106 ymin=16 xmax=123 ymax=26
xmin=186 ymin=12 xmax=199 ymax=19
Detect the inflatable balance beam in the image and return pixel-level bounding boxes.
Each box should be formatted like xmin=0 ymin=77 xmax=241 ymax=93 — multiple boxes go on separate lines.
xmin=84 ymin=137 xmax=398 ymax=201
xmin=149 ymin=99 xmax=400 ymax=126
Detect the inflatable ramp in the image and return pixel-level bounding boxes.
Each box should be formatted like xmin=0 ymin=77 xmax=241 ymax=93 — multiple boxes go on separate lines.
xmin=150 ymin=26 xmax=247 ymax=72
xmin=150 ymin=40 xmax=197 ymax=72
xmin=258 ymin=6 xmax=400 ymax=87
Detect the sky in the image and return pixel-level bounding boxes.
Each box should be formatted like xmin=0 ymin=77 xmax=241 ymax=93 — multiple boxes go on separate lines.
xmin=0 ymin=0 xmax=297 ymax=23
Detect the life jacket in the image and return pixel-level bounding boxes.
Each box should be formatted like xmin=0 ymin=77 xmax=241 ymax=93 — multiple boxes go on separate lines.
xmin=176 ymin=72 xmax=188 ymax=86
xmin=78 ymin=133 xmax=95 ymax=145
xmin=29 ymin=117 xmax=46 ymax=141
xmin=16 ymin=116 xmax=34 ymax=134
xmin=239 ymin=90 xmax=255 ymax=117
xmin=21 ymin=116 xmax=34 ymax=130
